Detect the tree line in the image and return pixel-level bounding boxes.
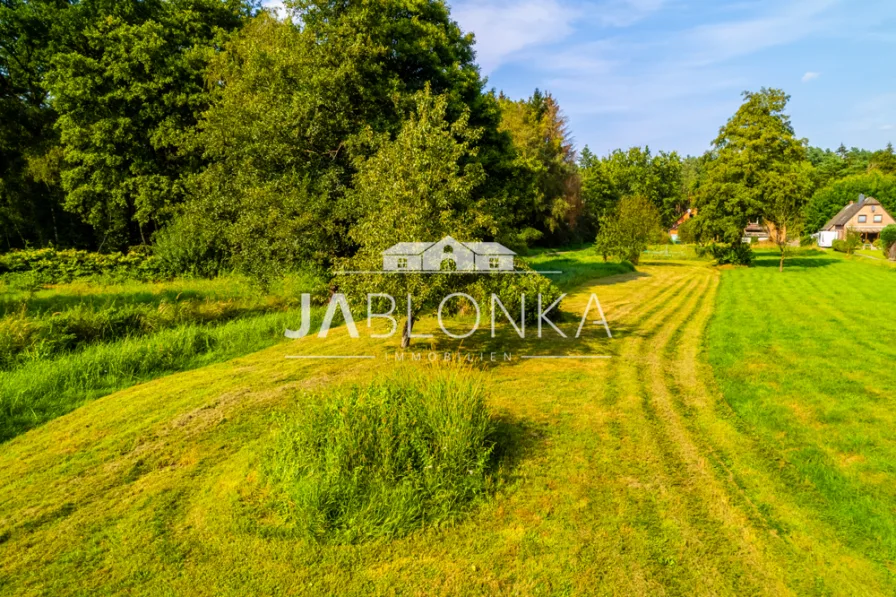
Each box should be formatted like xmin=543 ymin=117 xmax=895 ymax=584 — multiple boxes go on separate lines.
xmin=2 ymin=0 xmax=894 ymax=277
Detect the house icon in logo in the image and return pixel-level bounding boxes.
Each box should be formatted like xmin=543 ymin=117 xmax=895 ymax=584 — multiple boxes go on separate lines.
xmin=382 ymin=236 xmax=516 ymax=272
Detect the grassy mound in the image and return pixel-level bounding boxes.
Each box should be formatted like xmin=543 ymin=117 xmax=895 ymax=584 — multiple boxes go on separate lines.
xmin=265 ymin=367 xmax=497 ymax=543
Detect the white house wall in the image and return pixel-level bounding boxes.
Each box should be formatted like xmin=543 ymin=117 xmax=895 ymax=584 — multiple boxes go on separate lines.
xmin=474 ymin=254 xmax=514 ymax=271
xmin=383 ymin=255 xmax=423 ymax=271
xmin=422 ymin=238 xmax=476 ymax=271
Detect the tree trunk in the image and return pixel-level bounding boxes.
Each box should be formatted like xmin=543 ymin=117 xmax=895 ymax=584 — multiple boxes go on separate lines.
xmin=401 ymin=314 xmax=415 ymax=348
xmin=779 ymin=250 xmax=785 ymax=272
xmin=890 ymin=244 xmax=896 ymax=261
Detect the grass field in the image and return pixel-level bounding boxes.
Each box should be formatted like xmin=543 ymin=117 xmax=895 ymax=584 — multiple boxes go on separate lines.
xmin=1 ymin=248 xmax=895 ymax=594
xmin=0 ymin=274 xmax=326 ymax=442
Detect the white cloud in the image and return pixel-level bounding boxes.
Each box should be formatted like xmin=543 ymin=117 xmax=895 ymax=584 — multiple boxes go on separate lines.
xmin=455 ymin=0 xmax=896 ymax=154
xmin=452 ymin=0 xmax=669 ymax=75
xmin=452 ymin=1 xmax=579 ymax=75
xmin=881 ymin=124 xmax=894 ymax=131
xmin=683 ymin=0 xmax=839 ymax=65
xmin=595 ymin=0 xmax=667 ymax=27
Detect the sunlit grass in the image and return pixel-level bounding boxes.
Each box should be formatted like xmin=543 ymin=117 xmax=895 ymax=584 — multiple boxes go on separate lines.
xmin=707 ymin=249 xmax=896 ymax=562
xmin=1 ymin=251 xmax=895 ymax=594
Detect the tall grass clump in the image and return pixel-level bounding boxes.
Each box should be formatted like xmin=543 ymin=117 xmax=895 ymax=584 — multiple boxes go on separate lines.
xmin=266 ymin=368 xmax=498 ymax=543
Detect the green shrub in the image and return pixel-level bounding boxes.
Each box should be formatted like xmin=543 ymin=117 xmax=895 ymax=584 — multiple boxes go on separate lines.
xmin=676 ymin=219 xmax=696 ymax=244
xmin=710 ymin=242 xmax=754 ymax=266
xmin=832 ymin=239 xmax=847 ymax=253
xmin=881 ymin=225 xmax=896 ymax=260
xmin=799 ymin=235 xmax=816 ymax=247
xmin=0 ymin=248 xmax=165 ymax=283
xmin=152 ymin=212 xmax=230 ymax=277
xmin=265 ymin=368 xmax=497 ymax=543
xmin=845 ymin=229 xmax=863 ymax=254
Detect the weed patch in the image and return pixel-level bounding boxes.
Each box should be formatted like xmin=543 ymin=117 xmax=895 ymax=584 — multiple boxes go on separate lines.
xmin=265 ymin=367 xmax=499 ymax=542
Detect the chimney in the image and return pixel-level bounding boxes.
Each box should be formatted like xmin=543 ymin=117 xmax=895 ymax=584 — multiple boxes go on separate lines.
xmin=859 ymin=193 xmax=866 ymax=205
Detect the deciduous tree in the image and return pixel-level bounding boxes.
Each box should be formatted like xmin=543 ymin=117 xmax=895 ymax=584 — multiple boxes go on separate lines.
xmin=692 ymin=88 xmax=810 ymax=265
xmin=594 ymin=195 xmax=663 ymax=265
xmin=48 ymin=0 xmax=251 ymax=249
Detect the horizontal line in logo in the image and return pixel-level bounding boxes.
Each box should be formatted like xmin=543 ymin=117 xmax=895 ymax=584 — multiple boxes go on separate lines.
xmin=520 ymin=355 xmax=612 ymax=359
xmin=334 ymin=271 xmax=563 ymax=275
xmin=284 ymin=355 xmax=612 ymax=360
xmin=285 ymin=355 xmax=376 ymax=359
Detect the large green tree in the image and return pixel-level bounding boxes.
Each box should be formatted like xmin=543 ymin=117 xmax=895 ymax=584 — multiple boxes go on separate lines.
xmin=807 ymin=145 xmax=872 ymax=189
xmin=47 ymin=0 xmax=252 ymax=249
xmin=0 ymin=0 xmax=82 ymax=250
xmin=594 ymin=195 xmax=663 ymax=265
xmin=763 ymin=162 xmax=815 ymax=271
xmin=339 ymin=89 xmax=554 ymax=346
xmin=175 ymin=0 xmax=515 ymax=278
xmin=692 ymin=88 xmax=811 ymax=264
xmin=870 ymin=143 xmax=896 ymax=175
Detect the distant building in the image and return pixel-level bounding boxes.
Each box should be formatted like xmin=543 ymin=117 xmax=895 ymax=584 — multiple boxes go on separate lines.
xmin=743 ymin=220 xmax=770 ymax=242
xmin=669 ymin=208 xmax=696 ymax=242
xmin=820 ymin=194 xmax=895 ymax=243
xmin=382 ymin=236 xmax=516 ymax=272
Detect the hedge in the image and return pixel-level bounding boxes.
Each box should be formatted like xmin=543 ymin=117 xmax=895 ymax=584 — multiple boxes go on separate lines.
xmin=0 ymin=248 xmax=167 ymax=283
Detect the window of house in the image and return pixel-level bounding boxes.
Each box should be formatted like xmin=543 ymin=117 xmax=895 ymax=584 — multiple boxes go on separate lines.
xmin=872 ymin=205 xmax=877 ymax=212
xmin=489 ymin=257 xmax=500 ymax=269
xmin=858 ymin=215 xmax=867 ymax=223
xmin=874 ymin=215 xmax=883 ymax=223
xmin=397 ymin=257 xmax=408 ymax=269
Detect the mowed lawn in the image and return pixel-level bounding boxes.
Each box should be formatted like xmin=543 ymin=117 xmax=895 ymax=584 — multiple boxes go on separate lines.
xmin=707 ymin=250 xmax=896 ymax=578
xmin=1 ymin=249 xmax=896 ymax=594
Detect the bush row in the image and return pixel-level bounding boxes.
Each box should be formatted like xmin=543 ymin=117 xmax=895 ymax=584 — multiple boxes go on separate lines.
xmin=0 ymin=248 xmax=168 ymax=284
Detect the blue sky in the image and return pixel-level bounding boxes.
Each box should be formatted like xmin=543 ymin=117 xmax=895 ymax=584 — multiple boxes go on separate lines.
xmin=264 ymin=0 xmax=896 ymax=157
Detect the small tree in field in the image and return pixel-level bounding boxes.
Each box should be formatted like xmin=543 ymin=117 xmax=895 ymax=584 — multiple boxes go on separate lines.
xmin=763 ymin=163 xmax=814 ymax=271
xmin=337 ymin=89 xmax=559 ymax=347
xmin=881 ymin=225 xmax=896 ymax=261
xmin=595 ymin=195 xmax=663 ymax=265
xmin=845 ymin=228 xmax=863 ymax=255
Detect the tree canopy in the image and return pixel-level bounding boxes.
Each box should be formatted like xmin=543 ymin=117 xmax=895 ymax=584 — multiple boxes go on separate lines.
xmin=2 ymin=0 xmax=895 ymax=277
xmin=691 ymin=88 xmax=812 ymax=264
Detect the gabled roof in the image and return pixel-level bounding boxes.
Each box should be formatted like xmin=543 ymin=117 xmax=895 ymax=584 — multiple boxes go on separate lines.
xmin=382 ymin=238 xmax=516 ymax=256
xmin=382 ymin=242 xmax=434 ymax=255
xmin=823 ymin=197 xmax=882 ymax=230
xmin=463 ymin=242 xmax=516 ymax=256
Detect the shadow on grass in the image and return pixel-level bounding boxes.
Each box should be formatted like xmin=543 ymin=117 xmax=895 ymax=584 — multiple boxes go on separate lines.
xmin=638 ymin=260 xmax=701 ymax=267
xmin=753 ymin=256 xmax=839 ymax=269
xmin=488 ymin=413 xmax=547 ymax=480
